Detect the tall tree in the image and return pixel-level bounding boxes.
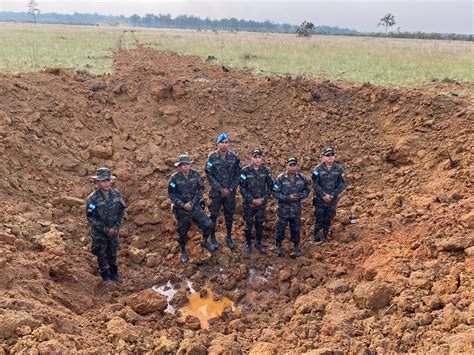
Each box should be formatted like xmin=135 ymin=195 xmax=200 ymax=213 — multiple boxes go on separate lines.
xmin=27 ymin=0 xmax=40 ymax=24
xmin=378 ymin=13 xmax=396 ymax=36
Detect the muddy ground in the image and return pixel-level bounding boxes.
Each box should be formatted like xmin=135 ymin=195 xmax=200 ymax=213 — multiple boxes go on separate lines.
xmin=0 ymin=47 xmax=473 ymax=354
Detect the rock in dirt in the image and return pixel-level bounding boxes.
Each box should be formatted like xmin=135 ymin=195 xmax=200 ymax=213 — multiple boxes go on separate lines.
xmin=126 ymin=289 xmax=167 ymax=315
xmin=353 ymin=281 xmax=395 ymax=310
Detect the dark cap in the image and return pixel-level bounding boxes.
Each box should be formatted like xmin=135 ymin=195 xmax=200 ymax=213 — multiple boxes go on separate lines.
xmin=175 ymin=155 xmax=194 ymax=167
xmin=91 ymin=167 xmax=116 ymax=181
xmin=251 ymin=148 xmax=263 ymax=157
xmin=322 ymin=147 xmax=335 ymax=156
xmin=287 ymin=157 xmax=298 ymax=165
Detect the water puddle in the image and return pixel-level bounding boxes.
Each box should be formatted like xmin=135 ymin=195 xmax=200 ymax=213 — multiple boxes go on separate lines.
xmin=179 ymin=287 xmax=240 ymax=329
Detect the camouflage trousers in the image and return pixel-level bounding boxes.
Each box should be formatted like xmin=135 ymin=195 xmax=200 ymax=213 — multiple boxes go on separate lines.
xmin=243 ymin=203 xmax=266 ymax=242
xmin=174 ymin=206 xmax=212 ymax=246
xmin=91 ymin=231 xmax=119 ymax=273
xmin=313 ymin=201 xmax=337 ymax=235
xmin=275 ymin=214 xmax=302 ymax=245
xmin=208 ymin=193 xmax=236 ymax=236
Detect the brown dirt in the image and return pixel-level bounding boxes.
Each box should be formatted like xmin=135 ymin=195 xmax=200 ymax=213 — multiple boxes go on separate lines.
xmin=0 ymin=47 xmax=473 ymax=354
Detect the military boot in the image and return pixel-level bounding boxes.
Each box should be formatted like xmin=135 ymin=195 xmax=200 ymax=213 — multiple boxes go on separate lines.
xmin=244 ymin=230 xmax=252 ymax=253
xmin=109 ymin=265 xmax=123 ymax=283
xmin=255 ymin=229 xmax=266 ymax=254
xmin=274 ymin=242 xmax=282 ymax=257
xmin=201 ymin=235 xmax=213 ymax=252
xmin=294 ymin=243 xmax=302 ymax=257
xmin=209 ymin=231 xmax=219 ymax=251
xmin=225 ymin=233 xmax=235 ymax=251
xmin=311 ymin=229 xmax=322 ymax=244
xmin=321 ymin=229 xmax=329 ymax=243
xmin=100 ymin=269 xmax=112 ymax=284
xmin=180 ymin=244 xmax=189 ymax=263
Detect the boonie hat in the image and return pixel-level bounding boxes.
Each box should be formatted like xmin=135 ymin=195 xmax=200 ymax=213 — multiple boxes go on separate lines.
xmin=91 ymin=167 xmax=116 ymax=181
xmin=175 ymin=155 xmax=194 ymax=167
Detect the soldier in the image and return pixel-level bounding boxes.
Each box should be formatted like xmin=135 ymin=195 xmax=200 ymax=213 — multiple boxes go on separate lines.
xmin=86 ymin=167 xmax=126 ymax=284
xmin=272 ymin=157 xmax=310 ymax=257
xmin=168 ymin=155 xmax=213 ymax=263
xmin=239 ymin=148 xmax=273 ymax=254
xmin=205 ymin=133 xmax=241 ymax=251
xmin=311 ymin=147 xmax=347 ymax=243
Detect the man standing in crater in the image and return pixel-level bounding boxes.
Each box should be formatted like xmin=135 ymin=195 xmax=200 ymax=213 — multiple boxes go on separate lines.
xmin=311 ymin=147 xmax=347 ymax=243
xmin=86 ymin=168 xmax=126 ymax=284
xmin=205 ymin=133 xmax=241 ymax=251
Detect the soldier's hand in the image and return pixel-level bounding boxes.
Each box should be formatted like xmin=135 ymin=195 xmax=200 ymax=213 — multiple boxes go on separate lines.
xmin=322 ymin=194 xmax=332 ymax=203
xmin=106 ymin=228 xmax=118 ymax=237
xmin=183 ymin=202 xmax=193 ymax=211
xmin=220 ymin=188 xmax=231 ymax=197
xmin=289 ymin=194 xmax=299 ymax=202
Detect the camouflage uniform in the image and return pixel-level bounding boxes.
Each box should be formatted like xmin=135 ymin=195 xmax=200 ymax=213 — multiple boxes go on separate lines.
xmin=272 ymin=171 xmax=310 ymax=247
xmin=168 ymin=169 xmax=212 ymax=247
xmin=205 ymin=150 xmax=241 ymax=243
xmin=312 ymin=162 xmax=347 ymax=240
xmin=86 ymin=188 xmax=126 ymax=275
xmin=239 ymin=164 xmax=273 ymax=247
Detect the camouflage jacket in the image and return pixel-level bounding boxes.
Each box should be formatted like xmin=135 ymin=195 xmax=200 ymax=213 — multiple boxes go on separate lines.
xmin=86 ymin=188 xmax=126 ymax=234
xmin=205 ymin=150 xmax=241 ymax=197
xmin=239 ymin=164 xmax=273 ymax=205
xmin=312 ymin=163 xmax=347 ymax=204
xmin=168 ymin=169 xmax=204 ymax=210
xmin=272 ymin=172 xmax=310 ymax=217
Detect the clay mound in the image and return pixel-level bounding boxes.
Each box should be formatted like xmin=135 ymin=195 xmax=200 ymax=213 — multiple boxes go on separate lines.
xmin=0 ymin=47 xmax=473 ymax=353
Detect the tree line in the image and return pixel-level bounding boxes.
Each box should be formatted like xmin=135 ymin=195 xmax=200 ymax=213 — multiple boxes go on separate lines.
xmin=0 ymin=11 xmax=471 ymax=41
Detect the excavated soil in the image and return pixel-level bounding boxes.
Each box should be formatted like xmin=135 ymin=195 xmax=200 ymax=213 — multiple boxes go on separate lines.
xmin=0 ymin=47 xmax=473 ymax=354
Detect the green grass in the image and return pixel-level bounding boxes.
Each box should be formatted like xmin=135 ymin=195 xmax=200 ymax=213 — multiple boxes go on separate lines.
xmin=1 ymin=23 xmax=473 ymax=87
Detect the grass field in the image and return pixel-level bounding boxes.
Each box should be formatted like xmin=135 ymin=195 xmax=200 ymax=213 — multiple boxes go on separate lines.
xmin=1 ymin=23 xmax=473 ymax=87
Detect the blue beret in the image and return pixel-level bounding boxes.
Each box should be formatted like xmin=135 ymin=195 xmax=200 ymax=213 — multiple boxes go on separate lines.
xmin=217 ymin=133 xmax=229 ymax=144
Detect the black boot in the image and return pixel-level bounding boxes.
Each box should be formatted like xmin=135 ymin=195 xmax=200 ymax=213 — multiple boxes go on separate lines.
xmin=100 ymin=269 xmax=112 ymax=284
xmin=180 ymin=244 xmax=189 ymax=263
xmin=244 ymin=230 xmax=252 ymax=253
xmin=311 ymin=228 xmax=322 ymax=243
xmin=201 ymin=234 xmax=213 ymax=252
xmin=225 ymin=233 xmax=235 ymax=251
xmin=294 ymin=243 xmax=302 ymax=257
xmin=321 ymin=229 xmax=329 ymax=243
xmin=109 ymin=265 xmax=123 ymax=283
xmin=274 ymin=242 xmax=282 ymax=257
xmin=209 ymin=231 xmax=219 ymax=251
xmin=255 ymin=228 xmax=266 ymax=254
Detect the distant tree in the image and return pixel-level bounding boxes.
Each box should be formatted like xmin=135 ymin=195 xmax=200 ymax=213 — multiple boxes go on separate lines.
xmin=378 ymin=13 xmax=396 ymax=36
xmin=27 ymin=0 xmax=40 ymax=24
xmin=296 ymin=21 xmax=315 ymax=37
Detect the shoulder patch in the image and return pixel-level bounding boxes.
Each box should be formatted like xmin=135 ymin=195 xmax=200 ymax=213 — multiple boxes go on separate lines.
xmin=169 ymin=181 xmax=176 ymax=188
xmin=87 ymin=203 xmax=96 ymax=210
xmin=273 ymin=182 xmax=281 ymax=191
xmin=206 ymin=161 xmax=213 ymax=168
xmin=313 ymin=170 xmax=319 ymax=176
xmin=240 ymin=173 xmax=247 ymax=181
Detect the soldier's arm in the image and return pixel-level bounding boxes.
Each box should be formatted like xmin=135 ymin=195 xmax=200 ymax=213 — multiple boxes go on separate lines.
xmin=332 ymin=167 xmax=347 ymax=199
xmin=191 ymin=173 xmax=205 ymax=207
xmin=168 ymin=177 xmax=185 ymax=208
xmin=86 ymin=197 xmax=108 ymax=233
xmin=264 ymin=170 xmax=274 ymax=202
xmin=297 ymin=174 xmax=310 ymax=199
xmin=229 ymin=155 xmax=241 ymax=192
xmin=239 ymin=169 xmax=254 ymax=201
xmin=205 ymin=157 xmax=223 ymax=191
xmin=272 ymin=177 xmax=288 ymax=202
xmin=312 ymin=169 xmax=326 ymax=198
xmin=112 ymin=193 xmax=126 ymax=230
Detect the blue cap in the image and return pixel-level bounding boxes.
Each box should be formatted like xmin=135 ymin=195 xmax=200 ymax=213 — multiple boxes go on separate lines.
xmin=217 ymin=133 xmax=229 ymax=144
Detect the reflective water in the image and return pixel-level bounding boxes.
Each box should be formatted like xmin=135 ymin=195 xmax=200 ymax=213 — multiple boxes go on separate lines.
xmin=152 ymin=280 xmax=179 ymax=314
xmin=179 ymin=287 xmax=240 ymax=329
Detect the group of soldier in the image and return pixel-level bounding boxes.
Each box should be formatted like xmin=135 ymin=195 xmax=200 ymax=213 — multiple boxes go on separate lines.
xmin=167 ymin=133 xmax=347 ymax=263
xmin=85 ymin=132 xmax=346 ymax=282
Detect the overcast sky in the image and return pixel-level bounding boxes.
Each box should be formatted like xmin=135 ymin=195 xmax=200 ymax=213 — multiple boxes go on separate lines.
xmin=1 ymin=0 xmax=473 ymax=34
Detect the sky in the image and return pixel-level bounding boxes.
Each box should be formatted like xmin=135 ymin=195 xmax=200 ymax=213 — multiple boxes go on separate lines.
xmin=1 ymin=0 xmax=473 ymax=34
